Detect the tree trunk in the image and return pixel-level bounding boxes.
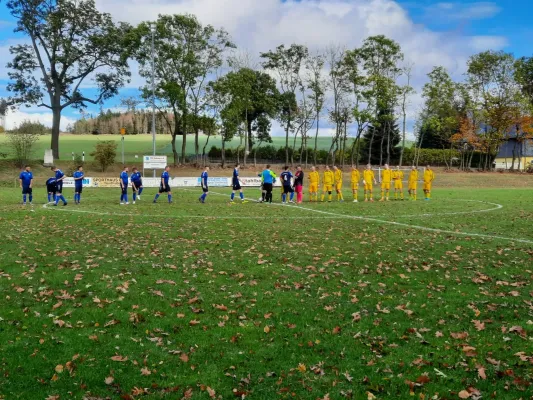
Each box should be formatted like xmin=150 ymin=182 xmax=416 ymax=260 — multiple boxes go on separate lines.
xmin=314 ymin=111 xmax=319 ymax=165
xmin=367 ymin=129 xmax=375 ymax=165
xmin=181 ymin=111 xmax=187 ymax=164
xmin=51 ymin=107 xmax=62 ymax=160
xmin=194 ymin=127 xmax=200 ymax=166
xmin=285 ymin=109 xmax=291 ymax=165
xmin=247 ymin=118 xmax=253 ymax=152
xmin=221 ymin=138 xmax=226 ymax=168
xmin=202 ymin=132 xmax=212 ymax=167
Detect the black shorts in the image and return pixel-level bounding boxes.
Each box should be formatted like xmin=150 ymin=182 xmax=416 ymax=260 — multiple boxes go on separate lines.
xmin=132 ymin=181 xmax=142 ymax=189
xmin=159 ymin=185 xmax=171 ymax=193
xmin=47 ymin=184 xmax=57 ymax=194
xmin=232 ymin=181 xmax=241 ymax=190
xmin=282 ymin=185 xmax=294 ymax=194
xmin=202 ymin=186 xmax=209 ymax=193
xmin=56 ymin=183 xmax=63 ymax=193
xmin=121 ymin=186 xmax=127 ymax=195
xmin=263 ymin=183 xmax=273 ymax=192
xmin=22 ymin=186 xmax=32 ymax=195
xmin=75 ymin=185 xmax=83 ymax=193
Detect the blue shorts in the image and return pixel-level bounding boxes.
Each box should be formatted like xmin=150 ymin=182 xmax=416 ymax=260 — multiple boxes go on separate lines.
xmin=22 ymin=186 xmax=32 ymax=195
xmin=132 ymin=180 xmax=142 ymax=189
xmin=75 ymin=185 xmax=83 ymax=193
xmin=56 ymin=182 xmax=63 ymax=193
xmin=232 ymin=181 xmax=241 ymax=190
xmin=159 ymin=184 xmax=171 ymax=193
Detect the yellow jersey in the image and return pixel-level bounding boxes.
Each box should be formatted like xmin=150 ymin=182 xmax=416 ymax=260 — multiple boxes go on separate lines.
xmin=424 ymin=169 xmax=435 ymax=183
xmin=351 ymin=170 xmax=360 ymax=183
xmin=392 ymin=170 xmax=404 ymax=181
xmin=408 ymin=170 xmax=418 ymax=182
xmin=309 ymin=171 xmax=319 ymax=184
xmin=323 ymin=170 xmax=334 ymax=185
xmin=334 ymin=169 xmax=342 ymax=183
xmin=382 ymin=169 xmax=392 ymax=183
xmin=363 ymin=169 xmax=374 ymax=184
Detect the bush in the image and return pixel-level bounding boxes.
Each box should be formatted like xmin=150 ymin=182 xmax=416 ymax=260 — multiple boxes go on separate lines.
xmin=91 ymin=141 xmax=117 ymax=172
xmin=7 ymin=120 xmax=41 ymax=167
xmin=67 ymin=154 xmax=84 ymax=176
xmin=13 ymin=120 xmax=50 ymax=135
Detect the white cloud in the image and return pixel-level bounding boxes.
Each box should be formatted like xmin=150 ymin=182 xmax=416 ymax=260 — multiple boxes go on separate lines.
xmin=4 ymin=108 xmax=76 ymax=131
xmin=429 ymin=2 xmax=501 ymax=20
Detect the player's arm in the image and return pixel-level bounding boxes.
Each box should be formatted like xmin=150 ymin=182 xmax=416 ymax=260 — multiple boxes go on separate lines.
xmin=161 ymin=176 xmax=166 ymax=188
xmin=19 ymin=175 xmax=22 ymax=188
xmin=30 ymin=177 xmax=34 ymax=188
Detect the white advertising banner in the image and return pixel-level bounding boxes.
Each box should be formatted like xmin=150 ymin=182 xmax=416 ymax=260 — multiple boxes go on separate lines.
xmin=62 ymin=177 xmax=94 ymax=188
xmin=143 ymin=156 xmax=167 ymax=169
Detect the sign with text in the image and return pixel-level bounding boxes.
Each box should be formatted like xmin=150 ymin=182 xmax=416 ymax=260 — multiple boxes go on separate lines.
xmin=143 ymin=156 xmax=167 ymax=169
xmin=62 ymin=177 xmax=94 ymax=188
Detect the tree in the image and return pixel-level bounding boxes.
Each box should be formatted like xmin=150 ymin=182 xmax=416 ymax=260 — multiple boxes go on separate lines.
xmin=419 ymin=66 xmax=460 ymax=167
xmin=261 ymin=44 xmax=308 ymax=165
xmin=91 ymin=140 xmax=117 ymax=172
xmin=5 ymin=0 xmax=132 ymax=159
xmin=305 ymin=52 xmax=327 ymax=165
xmin=134 ymin=14 xmax=233 ymax=165
xmin=339 ymin=48 xmax=372 ymax=166
xmin=362 ymin=106 xmax=401 ymax=165
xmin=399 ymin=64 xmax=415 ymax=166
xmin=210 ymin=68 xmax=279 ymax=166
xmin=467 ymin=51 xmax=522 ymax=170
xmin=515 ymin=57 xmax=533 ymax=108
xmin=359 ymin=35 xmax=403 ymax=164
xmin=7 ymin=120 xmax=41 ymax=167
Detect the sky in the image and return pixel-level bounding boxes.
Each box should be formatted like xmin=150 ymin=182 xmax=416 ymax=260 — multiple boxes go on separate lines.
xmin=0 ymin=0 xmax=531 ymax=137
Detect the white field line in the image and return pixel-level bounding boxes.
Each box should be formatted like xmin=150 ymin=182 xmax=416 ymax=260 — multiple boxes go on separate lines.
xmin=204 ymin=190 xmax=533 ymax=245
xmin=42 ymin=190 xmax=531 ymax=245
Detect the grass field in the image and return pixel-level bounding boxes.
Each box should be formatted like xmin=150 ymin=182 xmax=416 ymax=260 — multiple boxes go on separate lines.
xmin=0 ymin=134 xmax=370 ymax=163
xmin=0 ymin=183 xmax=532 ymax=400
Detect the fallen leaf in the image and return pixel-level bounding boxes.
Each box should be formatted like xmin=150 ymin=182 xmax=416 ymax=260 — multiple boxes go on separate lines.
xmin=110 ymin=355 xmax=128 ymax=362
xmin=55 ymin=365 xmax=64 ymax=373
xmin=180 ymin=353 xmax=189 ymax=363
xmin=477 ymin=365 xmax=486 ymax=380
xmin=140 ymin=367 xmax=151 ymax=376
xmin=458 ymin=390 xmax=471 ymax=399
xmin=105 ymin=376 xmax=114 ymax=385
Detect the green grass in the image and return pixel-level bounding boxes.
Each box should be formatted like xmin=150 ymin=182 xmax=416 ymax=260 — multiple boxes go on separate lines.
xmin=0 ymin=186 xmax=531 ymax=399
xmin=0 ymin=134 xmax=389 ymax=163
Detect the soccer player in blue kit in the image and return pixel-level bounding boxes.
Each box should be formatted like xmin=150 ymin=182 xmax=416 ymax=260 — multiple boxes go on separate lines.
xmin=230 ymin=163 xmax=248 ymax=203
xmin=52 ymin=166 xmax=67 ymax=206
xmin=199 ymin=167 xmax=209 ymax=203
xmin=46 ymin=177 xmax=57 ymax=203
xmin=153 ymin=165 xmax=172 ymax=204
xmin=120 ymin=166 xmax=129 ymax=205
xmin=280 ymin=166 xmax=295 ymax=204
xmin=73 ymin=166 xmax=84 ymax=204
xmin=19 ymin=165 xmax=34 ymax=206
xmin=131 ymin=167 xmax=143 ymax=204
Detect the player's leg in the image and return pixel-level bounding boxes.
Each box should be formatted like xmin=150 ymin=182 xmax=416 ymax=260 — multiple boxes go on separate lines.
xmin=240 ymin=189 xmax=248 ymax=203
xmin=328 ymin=186 xmax=333 ymax=202
xmin=22 ymin=187 xmax=27 ymax=205
xmin=320 ymin=186 xmax=326 ymax=202
xmin=167 ymin=189 xmax=172 ymax=203
xmin=289 ymin=186 xmax=295 ymax=203
xmin=132 ymin=184 xmax=137 ymax=203
xmin=153 ymin=187 xmax=161 ymax=203
xmin=138 ymin=185 xmax=143 ymax=198
xmin=230 ymin=189 xmax=235 ymax=202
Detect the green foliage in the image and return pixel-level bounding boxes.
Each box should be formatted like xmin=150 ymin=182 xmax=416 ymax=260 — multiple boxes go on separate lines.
xmin=515 ymin=56 xmax=533 ymax=107
xmin=67 ymin=154 xmax=84 ymax=176
xmin=362 ymin=106 xmax=401 ymax=165
xmin=7 ymin=119 xmax=41 ymax=167
xmin=12 ymin=120 xmax=49 ymax=136
xmin=90 ymin=141 xmax=117 ymax=172
xmin=5 ymin=0 xmax=132 ymax=159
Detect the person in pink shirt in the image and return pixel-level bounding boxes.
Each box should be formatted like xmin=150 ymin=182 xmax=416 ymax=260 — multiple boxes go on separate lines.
xmin=294 ymin=166 xmax=304 ymax=204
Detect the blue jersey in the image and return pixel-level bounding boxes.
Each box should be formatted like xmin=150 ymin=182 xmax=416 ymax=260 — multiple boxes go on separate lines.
xmin=280 ymin=171 xmax=293 ymax=186
xmin=55 ymin=169 xmax=65 ymax=181
xmin=201 ymin=171 xmax=208 ymax=188
xmin=161 ymin=171 xmax=170 ymax=186
xmin=232 ymin=168 xmax=239 ymax=184
xmin=19 ymin=171 xmax=33 ymax=187
xmin=131 ymin=171 xmax=142 ymax=184
xmin=73 ymin=171 xmax=84 ymax=186
xmin=120 ymin=171 xmax=129 ymax=186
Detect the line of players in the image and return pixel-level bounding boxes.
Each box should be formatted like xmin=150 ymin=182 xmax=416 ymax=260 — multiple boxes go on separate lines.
xmin=18 ymin=163 xmax=435 ymax=207
xmin=199 ymin=163 xmax=436 ymax=205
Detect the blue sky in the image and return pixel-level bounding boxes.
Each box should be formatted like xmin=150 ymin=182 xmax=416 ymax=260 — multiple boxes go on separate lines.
xmin=0 ymin=0 xmax=531 ymax=134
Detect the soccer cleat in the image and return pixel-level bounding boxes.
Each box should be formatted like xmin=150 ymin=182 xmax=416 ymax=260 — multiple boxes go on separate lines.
xmin=242 ymin=200 xmax=249 ymax=204
xmin=353 ymin=199 xmax=358 ymax=203
xmin=379 ymin=198 xmax=384 ymax=202
xmin=153 ymin=200 xmax=157 ymax=203
xmin=137 ymin=196 xmax=141 ymax=200
xmin=63 ymin=203 xmax=68 ymax=206
xmin=125 ymin=202 xmax=129 ymax=205
xmin=133 ymin=201 xmax=136 ymax=204
xmin=339 ymin=199 xmax=344 ymax=203
xmin=370 ymin=198 xmax=374 ymax=202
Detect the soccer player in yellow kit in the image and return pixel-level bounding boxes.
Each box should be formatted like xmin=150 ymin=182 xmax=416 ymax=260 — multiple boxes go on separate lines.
xmin=408 ymin=166 xmax=418 ymax=201
xmin=392 ymin=166 xmax=404 ymax=200
xmin=308 ymin=166 xmax=320 ymax=202
xmin=363 ymin=164 xmax=377 ymax=202
xmin=321 ymin=166 xmax=334 ymax=202
xmin=423 ymin=165 xmax=435 ymax=200
xmin=351 ymin=166 xmax=360 ymax=203
xmin=380 ymin=164 xmax=392 ymax=202
xmin=333 ymin=166 xmax=344 ymax=202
